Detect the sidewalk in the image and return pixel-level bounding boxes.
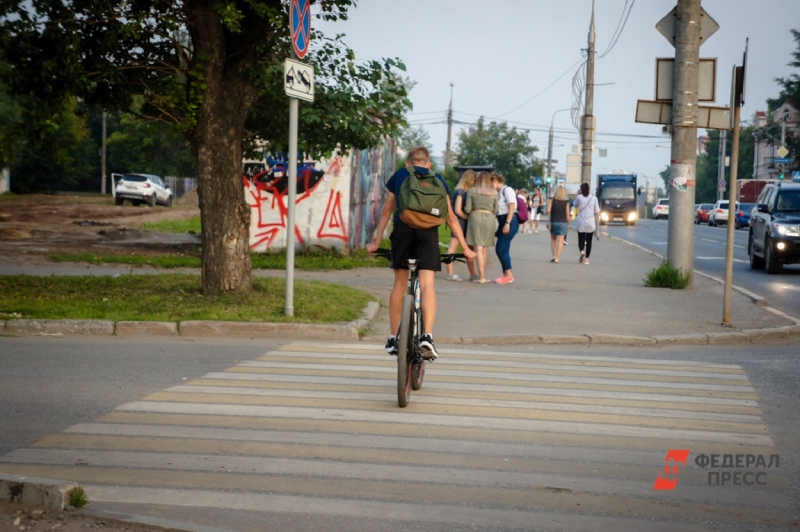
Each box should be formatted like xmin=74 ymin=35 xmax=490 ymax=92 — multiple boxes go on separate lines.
xmin=1 ymin=228 xmax=798 ymax=345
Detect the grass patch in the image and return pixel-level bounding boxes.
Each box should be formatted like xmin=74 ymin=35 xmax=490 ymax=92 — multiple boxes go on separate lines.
xmin=644 ymin=259 xmax=692 ymax=289
xmin=0 ymin=274 xmax=374 ymax=322
xmin=68 ymin=487 xmax=89 ymax=508
xmin=51 ymin=246 xmax=390 ymax=271
xmin=143 ymin=217 xmax=202 ymax=233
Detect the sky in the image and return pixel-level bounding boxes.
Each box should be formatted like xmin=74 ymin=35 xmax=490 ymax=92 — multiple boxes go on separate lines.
xmin=318 ymin=0 xmax=799 ymax=189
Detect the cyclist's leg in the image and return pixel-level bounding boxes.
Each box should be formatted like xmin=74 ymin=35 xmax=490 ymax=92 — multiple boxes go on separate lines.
xmin=390 ymin=268 xmax=409 ymax=335
xmin=418 ymin=269 xmax=436 ymax=334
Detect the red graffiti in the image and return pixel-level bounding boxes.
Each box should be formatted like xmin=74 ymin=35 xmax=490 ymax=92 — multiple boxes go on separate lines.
xmin=316 ymin=189 xmax=348 ymax=242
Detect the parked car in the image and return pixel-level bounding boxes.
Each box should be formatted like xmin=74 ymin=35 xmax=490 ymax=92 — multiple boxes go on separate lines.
xmin=708 ymin=200 xmax=738 ymax=227
xmin=734 ymin=203 xmax=755 ymax=230
xmin=695 ymin=203 xmax=714 ymax=224
xmin=114 ymin=173 xmax=173 ymax=207
xmin=652 ymin=198 xmax=669 ymax=220
xmin=748 ymin=182 xmax=800 ymax=274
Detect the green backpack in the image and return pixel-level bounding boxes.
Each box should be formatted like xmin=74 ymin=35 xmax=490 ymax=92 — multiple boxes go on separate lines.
xmin=397 ymin=168 xmax=449 ymax=229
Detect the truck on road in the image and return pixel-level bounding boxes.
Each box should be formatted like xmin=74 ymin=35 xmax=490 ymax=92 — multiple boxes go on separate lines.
xmin=596 ymin=172 xmax=639 ymax=226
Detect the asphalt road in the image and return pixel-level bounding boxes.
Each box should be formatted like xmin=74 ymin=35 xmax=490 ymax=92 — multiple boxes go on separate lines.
xmin=604 ymin=218 xmax=800 ymax=318
xmin=0 ymin=336 xmax=281 ymax=456
xmin=1 ymin=336 xmax=798 ymax=531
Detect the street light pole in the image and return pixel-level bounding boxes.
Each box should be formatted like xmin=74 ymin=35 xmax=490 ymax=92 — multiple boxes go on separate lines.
xmin=445 ymin=83 xmax=454 ymax=171
xmin=580 ymin=0 xmax=596 ymax=186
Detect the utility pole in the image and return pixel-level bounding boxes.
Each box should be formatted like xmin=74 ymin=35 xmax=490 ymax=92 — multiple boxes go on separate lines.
xmin=580 ymin=0 xmax=596 ymax=186
xmin=717 ymin=130 xmax=726 ymax=200
xmin=666 ymin=0 xmax=701 ymax=281
xmin=445 ymin=83 xmax=454 ymax=170
xmin=101 ymin=110 xmax=107 ymax=195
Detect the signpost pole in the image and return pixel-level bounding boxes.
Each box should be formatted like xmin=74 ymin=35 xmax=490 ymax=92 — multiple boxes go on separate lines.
xmin=722 ymin=45 xmax=747 ymax=325
xmin=722 ymin=103 xmax=741 ymax=325
xmin=286 ymin=84 xmax=298 ymax=317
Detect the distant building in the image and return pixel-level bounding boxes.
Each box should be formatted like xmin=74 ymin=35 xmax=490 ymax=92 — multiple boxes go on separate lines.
xmin=697 ymin=135 xmax=709 ymax=155
xmin=752 ymin=103 xmax=799 ymax=180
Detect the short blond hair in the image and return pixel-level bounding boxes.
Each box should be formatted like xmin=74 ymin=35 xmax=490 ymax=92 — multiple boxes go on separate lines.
xmin=554 ymin=186 xmax=567 ymax=201
xmin=407 ymin=146 xmax=431 ymax=166
xmin=490 ymin=173 xmax=505 ymax=184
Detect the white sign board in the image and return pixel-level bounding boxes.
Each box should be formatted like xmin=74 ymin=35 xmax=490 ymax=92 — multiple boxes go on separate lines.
xmin=635 ymin=100 xmax=730 ymax=130
xmin=284 ymin=58 xmax=314 ymax=102
xmin=655 ymin=58 xmax=717 ymax=102
xmin=566 ymin=153 xmax=582 ymax=165
xmin=565 ymin=165 xmax=581 ymax=184
xmin=656 ymin=6 xmax=719 ymax=47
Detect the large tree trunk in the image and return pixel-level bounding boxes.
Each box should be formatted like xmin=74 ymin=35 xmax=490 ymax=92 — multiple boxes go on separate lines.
xmin=189 ymin=0 xmax=259 ymax=295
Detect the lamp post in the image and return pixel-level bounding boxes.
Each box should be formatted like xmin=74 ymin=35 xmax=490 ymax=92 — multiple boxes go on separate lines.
xmin=547 ymin=108 xmax=571 ymax=198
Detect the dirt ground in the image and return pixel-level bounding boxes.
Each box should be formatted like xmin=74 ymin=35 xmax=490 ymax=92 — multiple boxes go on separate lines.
xmin=0 ymin=193 xmax=202 ymax=264
xmin=0 ymin=502 xmax=180 ymax=532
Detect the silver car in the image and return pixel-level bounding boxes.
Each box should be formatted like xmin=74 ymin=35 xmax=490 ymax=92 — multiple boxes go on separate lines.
xmin=114 ymin=173 xmax=173 ymax=207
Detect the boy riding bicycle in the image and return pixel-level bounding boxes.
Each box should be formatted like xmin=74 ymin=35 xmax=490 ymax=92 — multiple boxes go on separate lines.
xmin=366 ymin=146 xmax=476 ymax=360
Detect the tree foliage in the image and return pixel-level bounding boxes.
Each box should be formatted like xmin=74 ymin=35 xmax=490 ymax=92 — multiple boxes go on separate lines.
xmin=765 ymin=28 xmax=800 ymax=170
xmin=1 ymin=0 xmax=411 ymax=295
xmin=455 ymin=117 xmax=543 ymax=190
xmin=398 ymin=126 xmax=432 ymax=155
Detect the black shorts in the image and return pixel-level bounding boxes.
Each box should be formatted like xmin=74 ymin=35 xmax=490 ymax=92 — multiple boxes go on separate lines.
xmin=390 ymin=220 xmax=442 ymax=272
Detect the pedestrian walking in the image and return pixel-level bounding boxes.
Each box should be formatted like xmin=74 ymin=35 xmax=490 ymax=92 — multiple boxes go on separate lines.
xmin=547 ymin=185 xmax=570 ymax=263
xmin=529 ymin=188 xmax=543 ymax=233
xmin=491 ymin=173 xmax=518 ymax=284
xmin=573 ymin=182 xmax=600 ymax=264
xmin=464 ymin=171 xmax=498 ymax=283
xmin=444 ymin=170 xmax=479 ymax=281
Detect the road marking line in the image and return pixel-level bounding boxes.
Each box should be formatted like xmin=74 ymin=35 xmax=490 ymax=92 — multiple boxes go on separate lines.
xmin=114 ymin=402 xmax=775 ymax=445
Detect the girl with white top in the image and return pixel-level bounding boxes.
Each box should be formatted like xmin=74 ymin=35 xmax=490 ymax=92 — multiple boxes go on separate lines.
xmin=573 ymin=182 xmax=600 ymax=264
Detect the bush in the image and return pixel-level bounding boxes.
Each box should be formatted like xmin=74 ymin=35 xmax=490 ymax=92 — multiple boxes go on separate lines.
xmin=644 ymin=259 xmax=692 ymax=289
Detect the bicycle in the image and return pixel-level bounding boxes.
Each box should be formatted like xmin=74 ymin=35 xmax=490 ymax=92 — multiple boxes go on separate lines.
xmin=373 ymin=248 xmax=466 ymax=407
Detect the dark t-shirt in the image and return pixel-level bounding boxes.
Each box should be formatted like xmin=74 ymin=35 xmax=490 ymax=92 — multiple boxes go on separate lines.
xmin=550 ymin=199 xmax=570 ymax=223
xmin=386 ymin=166 xmax=451 ymax=223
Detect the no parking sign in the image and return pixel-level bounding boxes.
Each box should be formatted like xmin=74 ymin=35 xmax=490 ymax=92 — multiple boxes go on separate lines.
xmin=290 ymin=0 xmax=311 ymax=59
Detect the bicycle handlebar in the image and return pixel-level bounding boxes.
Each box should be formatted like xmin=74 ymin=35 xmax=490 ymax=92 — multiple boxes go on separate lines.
xmin=371 ymin=248 xmax=466 ymax=264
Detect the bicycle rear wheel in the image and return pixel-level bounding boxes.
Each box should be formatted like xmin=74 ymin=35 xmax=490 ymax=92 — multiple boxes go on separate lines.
xmin=411 ymin=294 xmax=425 ymax=390
xmin=397 ymin=293 xmax=413 ymax=407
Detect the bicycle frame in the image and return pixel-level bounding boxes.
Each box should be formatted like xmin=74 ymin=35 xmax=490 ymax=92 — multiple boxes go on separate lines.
xmin=372 ymin=249 xmax=464 ymax=407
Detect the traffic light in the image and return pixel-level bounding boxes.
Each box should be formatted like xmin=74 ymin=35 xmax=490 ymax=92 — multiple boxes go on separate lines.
xmin=546 ymin=176 xmax=553 ymax=184
xmin=778 ymin=164 xmax=786 ymax=180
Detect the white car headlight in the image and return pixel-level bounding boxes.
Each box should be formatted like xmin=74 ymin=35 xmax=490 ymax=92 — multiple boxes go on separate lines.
xmin=773 ymin=223 xmax=800 ymax=236
xmin=627 ymin=212 xmax=637 ymax=221
xmin=600 ymin=212 xmax=609 ymax=221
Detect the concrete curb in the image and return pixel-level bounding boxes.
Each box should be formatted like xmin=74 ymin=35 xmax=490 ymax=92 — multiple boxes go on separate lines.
xmin=0 ymin=472 xmax=81 ymax=511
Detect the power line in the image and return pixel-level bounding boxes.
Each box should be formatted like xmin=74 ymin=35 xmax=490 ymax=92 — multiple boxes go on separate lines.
xmin=495 ymin=57 xmax=585 ymax=118
xmin=598 ymin=0 xmax=636 ymax=58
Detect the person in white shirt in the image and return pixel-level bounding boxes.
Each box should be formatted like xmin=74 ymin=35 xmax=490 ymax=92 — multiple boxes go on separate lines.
xmin=573 ymin=182 xmax=600 ymax=264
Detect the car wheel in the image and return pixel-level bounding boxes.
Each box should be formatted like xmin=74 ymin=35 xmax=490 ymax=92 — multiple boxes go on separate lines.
xmin=748 ymin=234 xmax=764 ymax=270
xmin=114 ymin=196 xmax=124 ymax=206
xmin=147 ymin=194 xmax=157 ymax=207
xmin=764 ymin=238 xmax=783 ymax=274
xmin=132 ymin=200 xmax=141 ymax=207
xmin=165 ymin=195 xmax=173 ymax=208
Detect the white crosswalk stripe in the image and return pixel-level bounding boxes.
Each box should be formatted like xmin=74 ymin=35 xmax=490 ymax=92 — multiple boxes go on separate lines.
xmin=0 ymin=342 xmax=792 ymax=531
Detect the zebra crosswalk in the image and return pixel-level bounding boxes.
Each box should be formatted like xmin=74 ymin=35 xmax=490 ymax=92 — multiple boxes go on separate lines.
xmin=0 ymin=342 xmax=794 ymax=531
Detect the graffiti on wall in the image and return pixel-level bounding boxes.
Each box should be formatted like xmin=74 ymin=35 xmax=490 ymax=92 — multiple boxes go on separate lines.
xmin=348 ymin=139 xmax=395 ymax=251
xmin=244 ymin=139 xmax=395 ymax=253
xmin=244 ymin=153 xmax=351 ymax=252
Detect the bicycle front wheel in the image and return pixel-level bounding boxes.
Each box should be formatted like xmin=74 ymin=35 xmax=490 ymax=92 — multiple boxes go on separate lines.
xmin=397 ymin=293 xmax=414 ymax=407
